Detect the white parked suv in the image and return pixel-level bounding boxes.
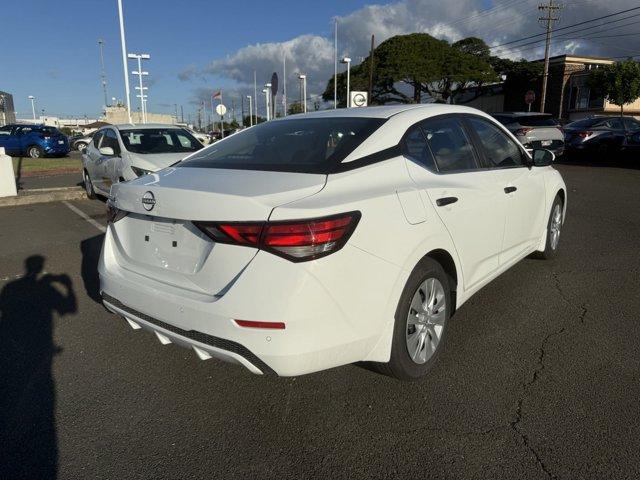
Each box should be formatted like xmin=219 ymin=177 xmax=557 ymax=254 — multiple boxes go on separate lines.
xmin=99 ymin=105 xmax=566 ymax=380
xmin=82 ymin=124 xmax=203 ymax=198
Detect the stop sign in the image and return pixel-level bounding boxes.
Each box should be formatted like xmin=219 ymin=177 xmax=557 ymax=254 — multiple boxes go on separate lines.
xmin=525 ymin=90 xmax=536 ymax=105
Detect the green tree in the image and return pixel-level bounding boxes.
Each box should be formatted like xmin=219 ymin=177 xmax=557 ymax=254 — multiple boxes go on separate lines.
xmin=288 ymin=101 xmax=305 ymax=115
xmin=589 ymin=59 xmax=640 ymax=116
xmin=322 ymin=34 xmax=496 ymax=105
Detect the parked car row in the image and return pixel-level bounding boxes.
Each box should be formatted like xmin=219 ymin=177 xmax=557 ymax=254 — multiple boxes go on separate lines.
xmin=563 ymin=115 xmax=640 ymax=154
xmin=97 ymin=105 xmax=567 ymax=380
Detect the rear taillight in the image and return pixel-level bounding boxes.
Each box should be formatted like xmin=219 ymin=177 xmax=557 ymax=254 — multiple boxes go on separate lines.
xmin=194 ymin=211 xmax=361 ymax=262
xmin=578 ymin=131 xmax=593 ymax=138
xmin=106 ymin=201 xmax=127 ymax=224
xmin=515 ymin=127 xmax=534 ymax=136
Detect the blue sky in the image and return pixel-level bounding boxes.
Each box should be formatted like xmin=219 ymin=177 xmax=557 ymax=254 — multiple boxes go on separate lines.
xmin=2 ymin=0 xmax=637 ymax=120
xmin=1 ymin=0 xmax=369 ymax=119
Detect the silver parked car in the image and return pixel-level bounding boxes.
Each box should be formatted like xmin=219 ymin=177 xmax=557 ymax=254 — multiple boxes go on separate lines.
xmin=492 ymin=112 xmax=564 ymax=157
xmin=82 ymin=124 xmax=203 ymax=198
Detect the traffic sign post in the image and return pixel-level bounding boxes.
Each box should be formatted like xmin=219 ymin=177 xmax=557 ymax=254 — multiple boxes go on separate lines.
xmin=216 ymin=104 xmax=227 ymax=139
xmin=525 ymin=90 xmax=536 ymax=112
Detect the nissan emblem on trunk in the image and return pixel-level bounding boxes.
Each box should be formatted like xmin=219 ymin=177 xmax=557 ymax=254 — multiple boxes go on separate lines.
xmin=142 ymin=191 xmax=156 ymax=211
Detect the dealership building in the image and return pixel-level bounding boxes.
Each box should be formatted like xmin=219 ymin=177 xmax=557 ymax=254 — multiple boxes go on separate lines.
xmin=0 ymin=91 xmax=16 ymax=126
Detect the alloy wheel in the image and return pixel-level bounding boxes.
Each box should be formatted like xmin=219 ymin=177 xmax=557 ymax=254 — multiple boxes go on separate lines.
xmin=406 ymin=277 xmax=446 ymax=364
xmin=550 ymin=204 xmax=562 ymax=250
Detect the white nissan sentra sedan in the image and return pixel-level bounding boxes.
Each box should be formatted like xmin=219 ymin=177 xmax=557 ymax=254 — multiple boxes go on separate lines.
xmin=99 ymin=105 xmax=566 ymax=380
xmin=82 ymin=124 xmax=203 ymax=198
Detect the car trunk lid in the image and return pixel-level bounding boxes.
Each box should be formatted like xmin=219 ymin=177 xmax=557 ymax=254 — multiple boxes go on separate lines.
xmin=108 ymin=167 xmax=326 ymax=295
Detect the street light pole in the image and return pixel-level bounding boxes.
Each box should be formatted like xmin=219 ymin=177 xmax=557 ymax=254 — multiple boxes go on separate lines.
xmin=246 ymin=96 xmax=253 ymax=126
xmin=298 ymin=74 xmax=307 ymax=113
xmin=263 ymin=87 xmax=270 ymax=121
xmin=117 ymin=0 xmax=132 ymax=123
xmin=28 ymin=95 xmax=36 ymax=121
xmin=264 ymin=83 xmax=272 ymax=121
xmin=341 ymin=57 xmax=352 ymax=108
xmin=128 ymin=53 xmax=150 ymax=123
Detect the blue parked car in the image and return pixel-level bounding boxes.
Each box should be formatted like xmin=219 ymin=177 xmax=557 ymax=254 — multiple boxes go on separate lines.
xmin=0 ymin=124 xmax=70 ymax=158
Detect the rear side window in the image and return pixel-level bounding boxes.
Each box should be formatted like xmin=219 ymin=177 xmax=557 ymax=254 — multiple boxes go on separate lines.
xmin=567 ymin=118 xmax=598 ymax=129
xmin=402 ymin=126 xmax=436 ymax=172
xmin=420 ymin=117 xmax=478 ymax=173
xmin=179 ymin=117 xmax=385 ymax=174
xmin=467 ymin=117 xmax=524 ymax=168
xmin=623 ymin=118 xmax=640 ymax=131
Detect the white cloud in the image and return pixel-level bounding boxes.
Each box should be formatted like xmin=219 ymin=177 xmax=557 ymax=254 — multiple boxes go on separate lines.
xmin=182 ymin=0 xmax=640 ymax=100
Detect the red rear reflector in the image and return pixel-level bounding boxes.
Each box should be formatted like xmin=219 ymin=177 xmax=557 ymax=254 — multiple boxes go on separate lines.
xmin=515 ymin=127 xmax=534 ymax=136
xmin=235 ymin=319 xmax=285 ymax=330
xmin=578 ymin=131 xmax=593 ymax=138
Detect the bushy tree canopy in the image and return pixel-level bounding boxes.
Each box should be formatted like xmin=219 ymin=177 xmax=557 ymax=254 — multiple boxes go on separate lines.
xmin=589 ymin=59 xmax=640 ymax=115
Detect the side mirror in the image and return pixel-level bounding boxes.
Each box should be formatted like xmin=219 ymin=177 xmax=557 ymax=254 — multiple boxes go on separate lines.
xmin=99 ymin=146 xmax=115 ymax=156
xmin=532 ymin=148 xmax=555 ymax=167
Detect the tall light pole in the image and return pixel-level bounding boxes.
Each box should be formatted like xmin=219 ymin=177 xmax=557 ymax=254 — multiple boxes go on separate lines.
xmin=341 ymin=57 xmax=352 ymax=108
xmin=28 ymin=95 xmax=36 ymax=120
xmin=128 ymin=53 xmax=150 ymax=123
xmin=253 ymin=70 xmax=258 ymax=124
xmin=246 ymin=95 xmax=253 ymax=126
xmin=263 ymin=87 xmax=270 ymax=121
xmin=334 ymin=18 xmax=338 ymax=109
xmin=283 ymin=52 xmax=287 ymax=117
xmin=298 ymin=74 xmax=307 ymax=113
xmin=117 ymin=0 xmax=132 ymax=123
xmin=98 ymin=39 xmax=109 ymax=107
xmin=264 ymin=83 xmax=272 ymax=121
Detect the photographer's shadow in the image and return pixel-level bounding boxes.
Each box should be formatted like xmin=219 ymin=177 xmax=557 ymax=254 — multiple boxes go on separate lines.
xmin=0 ymin=255 xmax=76 ymax=479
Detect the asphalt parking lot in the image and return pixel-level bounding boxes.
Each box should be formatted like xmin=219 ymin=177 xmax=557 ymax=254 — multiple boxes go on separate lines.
xmin=1 ymin=160 xmax=639 ymax=479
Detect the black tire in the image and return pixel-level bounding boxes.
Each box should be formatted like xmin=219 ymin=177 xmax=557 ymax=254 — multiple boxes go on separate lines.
xmin=83 ymin=169 xmax=96 ymax=200
xmin=27 ymin=145 xmax=43 ymax=158
xmin=375 ymin=257 xmax=452 ymax=381
xmin=539 ymin=195 xmax=564 ymax=260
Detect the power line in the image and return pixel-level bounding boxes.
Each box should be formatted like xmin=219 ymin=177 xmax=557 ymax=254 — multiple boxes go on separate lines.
xmin=490 ymin=5 xmax=640 ymax=49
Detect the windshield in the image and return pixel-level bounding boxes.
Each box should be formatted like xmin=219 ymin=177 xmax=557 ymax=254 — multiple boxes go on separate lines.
xmin=119 ymin=128 xmax=203 ymax=154
xmin=178 ymin=117 xmax=386 ymax=174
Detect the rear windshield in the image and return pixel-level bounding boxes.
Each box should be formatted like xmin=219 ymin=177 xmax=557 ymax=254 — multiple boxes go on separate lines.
xmin=119 ymin=128 xmax=203 ymax=154
xmin=178 ymin=117 xmax=386 ymax=174
xmin=565 ymin=118 xmax=598 ymax=129
xmin=516 ymin=115 xmax=559 ymax=127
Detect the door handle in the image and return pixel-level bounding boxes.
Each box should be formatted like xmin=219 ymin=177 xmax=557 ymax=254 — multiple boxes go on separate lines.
xmin=504 ymin=186 xmax=517 ymax=194
xmin=436 ymin=196 xmax=458 ymax=207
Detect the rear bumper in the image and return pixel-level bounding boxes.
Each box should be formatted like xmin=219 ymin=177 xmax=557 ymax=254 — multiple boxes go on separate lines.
xmin=98 ymin=225 xmax=401 ymax=376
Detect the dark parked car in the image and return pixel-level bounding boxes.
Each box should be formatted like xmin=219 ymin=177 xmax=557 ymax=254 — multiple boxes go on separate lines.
xmin=564 ymin=116 xmax=640 ymax=154
xmin=492 ymin=112 xmax=564 ymax=156
xmin=0 ymin=124 xmax=70 ymax=157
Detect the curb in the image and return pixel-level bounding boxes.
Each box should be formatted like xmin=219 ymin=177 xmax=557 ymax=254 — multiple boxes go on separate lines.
xmin=0 ymin=186 xmax=87 ymax=208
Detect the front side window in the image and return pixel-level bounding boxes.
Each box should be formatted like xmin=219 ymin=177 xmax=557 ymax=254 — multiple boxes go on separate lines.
xmin=420 ymin=117 xmax=478 ymax=173
xmin=468 ymin=117 xmax=524 ymax=168
xmin=102 ymin=129 xmax=121 ymax=155
xmin=119 ymin=128 xmax=203 ymax=154
xmin=623 ymin=118 xmax=640 ymax=131
xmin=93 ymin=130 xmax=104 ymax=148
xmin=179 ymin=117 xmax=385 ymax=174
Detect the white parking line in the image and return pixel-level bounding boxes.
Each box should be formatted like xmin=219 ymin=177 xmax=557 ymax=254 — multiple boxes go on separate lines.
xmin=63 ymin=201 xmax=106 ymax=233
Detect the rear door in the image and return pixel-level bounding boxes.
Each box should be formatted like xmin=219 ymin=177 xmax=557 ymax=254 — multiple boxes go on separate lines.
xmin=101 ymin=128 xmax=123 ymax=187
xmin=402 ymin=116 xmax=507 ymax=289
xmin=85 ymin=129 xmax=107 ymax=193
xmin=466 ymin=116 xmax=546 ymax=265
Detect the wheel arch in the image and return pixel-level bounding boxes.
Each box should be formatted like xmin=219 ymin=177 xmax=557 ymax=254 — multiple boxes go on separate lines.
xmin=424 ymin=248 xmax=458 ymax=313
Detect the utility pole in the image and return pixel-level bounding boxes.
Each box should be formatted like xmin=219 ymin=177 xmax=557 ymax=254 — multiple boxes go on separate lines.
xmin=334 ymin=18 xmax=338 ymax=109
xmin=368 ymin=34 xmax=375 ymax=105
xmin=538 ymin=0 xmax=563 ymax=113
xmin=98 ymin=39 xmax=109 ymax=107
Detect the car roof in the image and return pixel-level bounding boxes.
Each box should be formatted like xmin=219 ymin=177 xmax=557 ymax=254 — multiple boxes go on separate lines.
xmin=493 ymin=112 xmax=553 ymax=117
xmin=278 ymin=104 xmax=485 ymax=120
xmin=113 ymin=123 xmax=186 ymax=130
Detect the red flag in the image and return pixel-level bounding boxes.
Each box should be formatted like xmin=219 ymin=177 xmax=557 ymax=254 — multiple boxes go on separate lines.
xmin=212 ymin=91 xmax=221 ymax=100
